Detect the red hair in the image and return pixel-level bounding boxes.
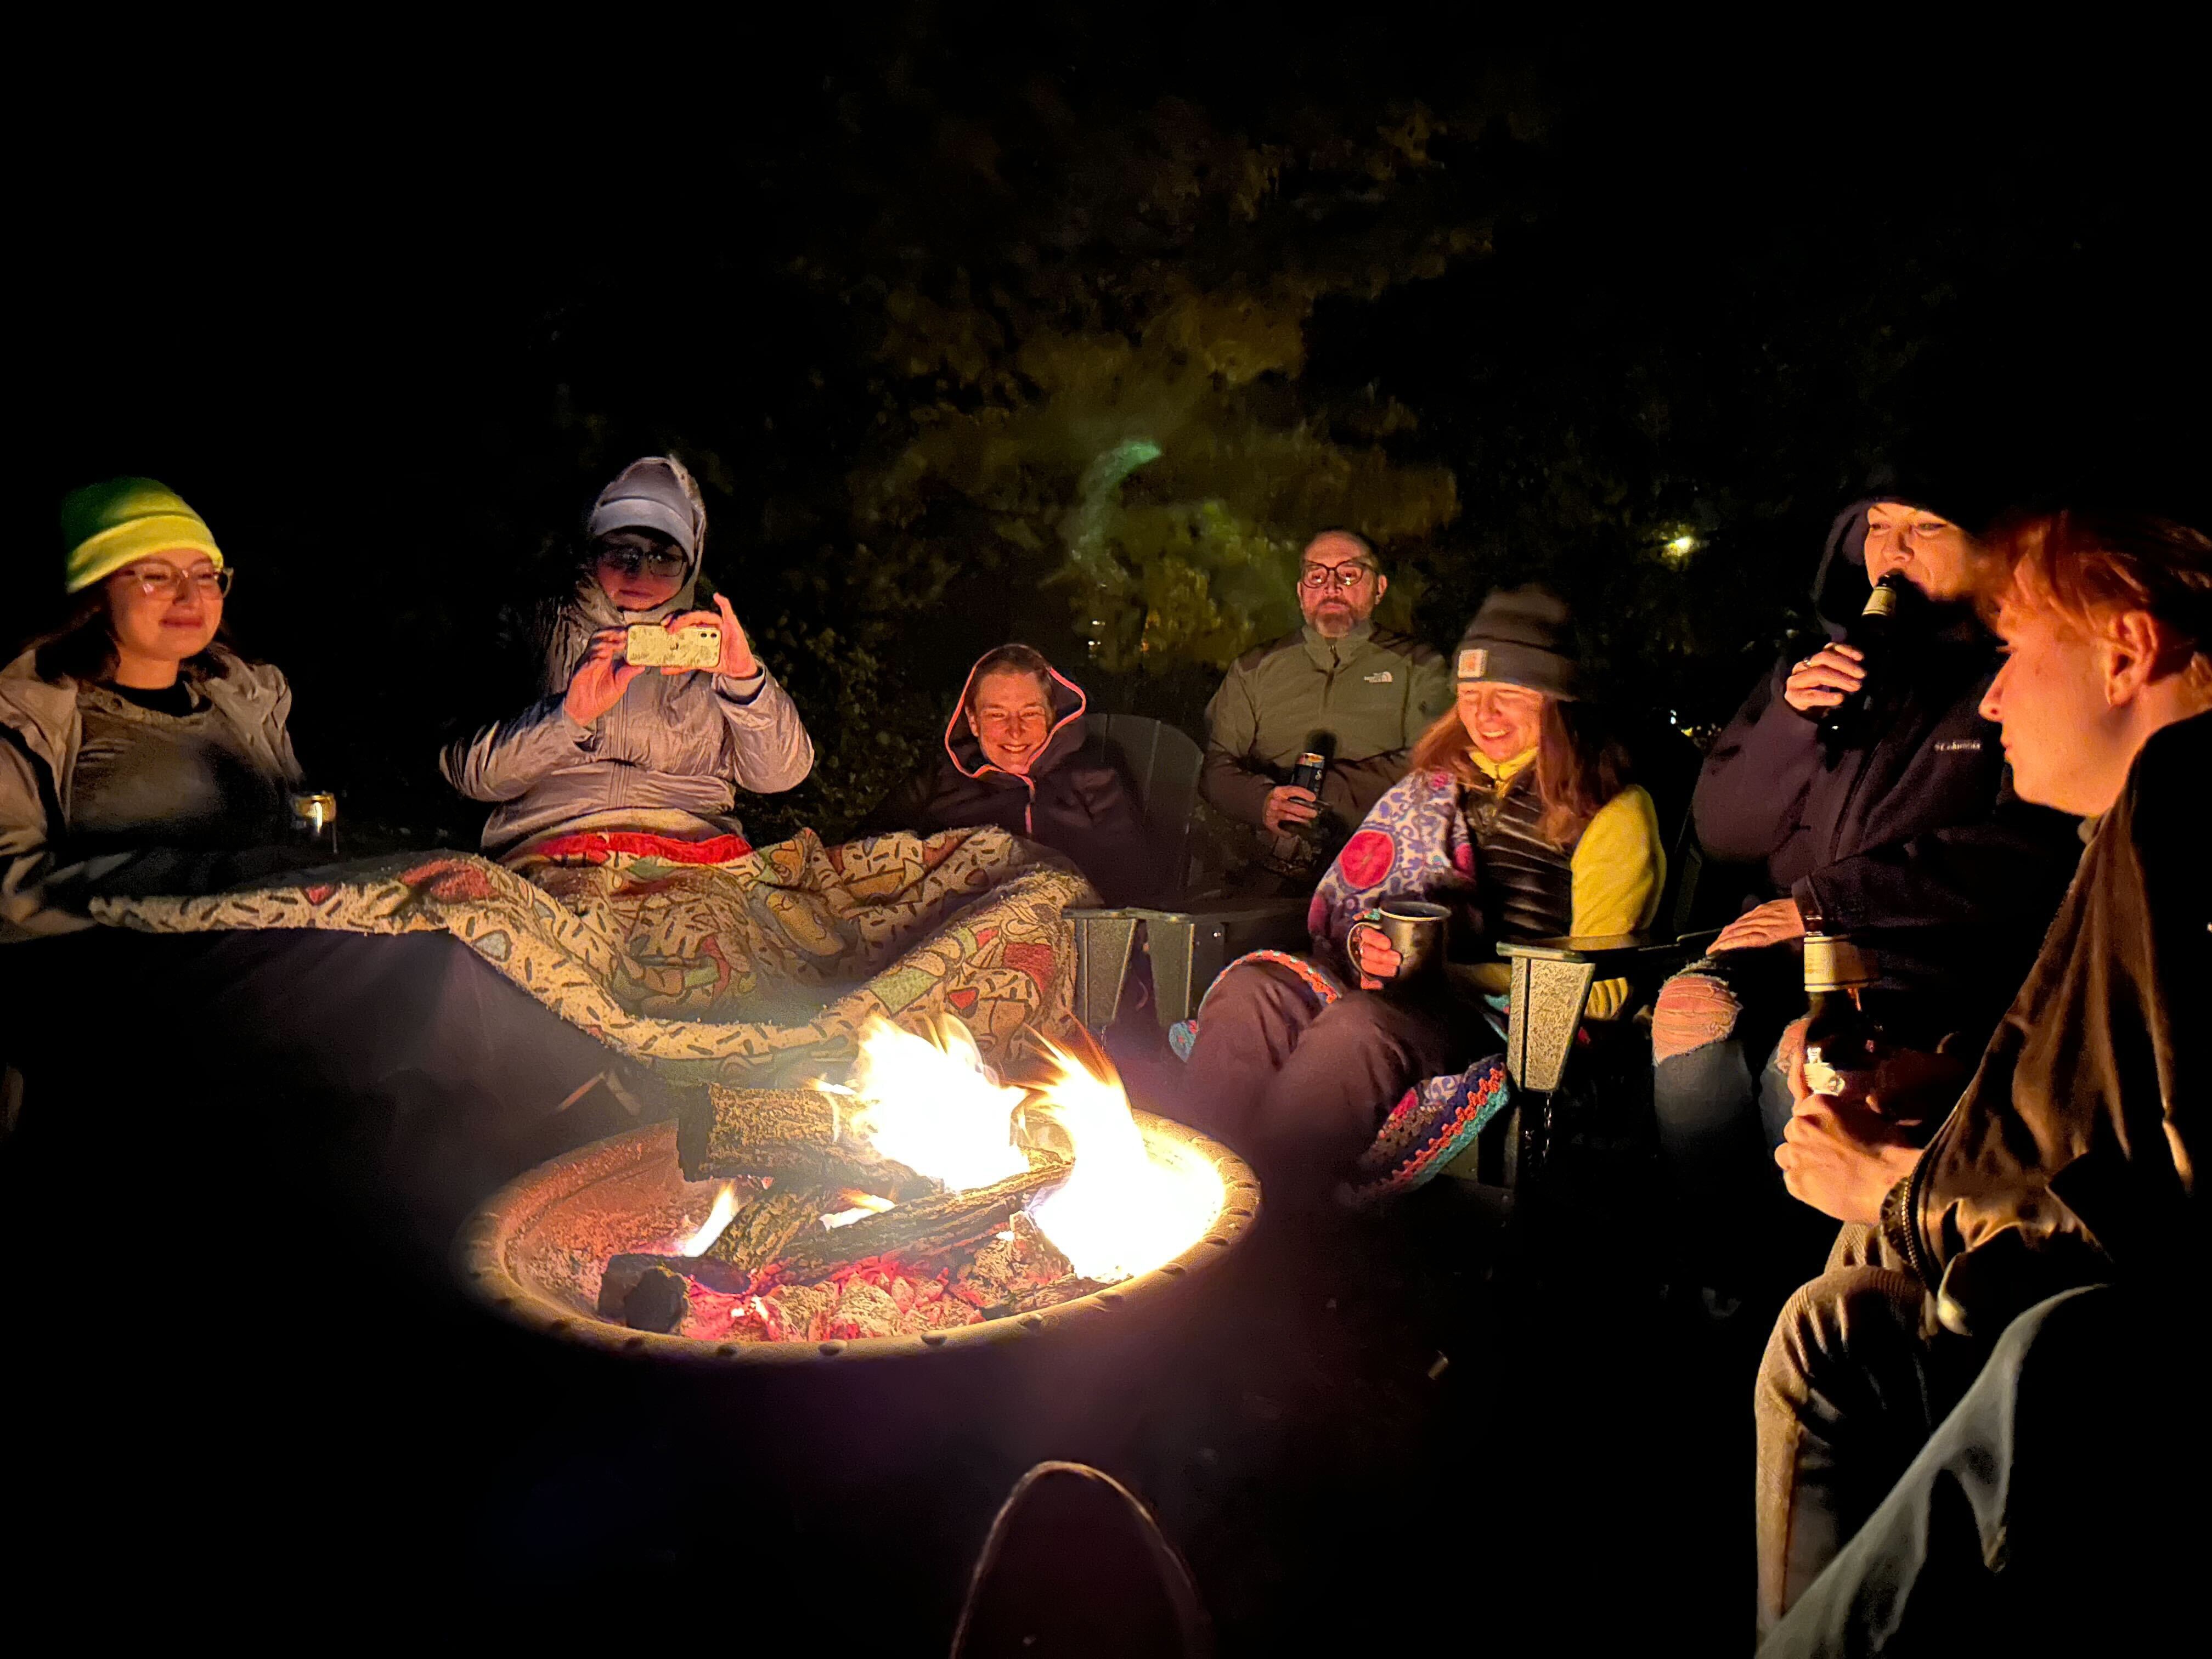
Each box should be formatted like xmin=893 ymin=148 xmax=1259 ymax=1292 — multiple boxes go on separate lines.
xmin=1982 ymin=509 xmax=2212 ymax=686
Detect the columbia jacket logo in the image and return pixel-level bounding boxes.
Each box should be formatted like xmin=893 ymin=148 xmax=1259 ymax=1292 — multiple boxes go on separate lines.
xmin=1933 ymin=739 xmax=1984 ymax=753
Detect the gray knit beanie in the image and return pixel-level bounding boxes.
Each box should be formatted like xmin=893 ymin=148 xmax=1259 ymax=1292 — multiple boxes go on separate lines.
xmin=586 ymin=456 xmax=702 ymax=556
xmin=1455 ymin=585 xmax=1579 ymax=699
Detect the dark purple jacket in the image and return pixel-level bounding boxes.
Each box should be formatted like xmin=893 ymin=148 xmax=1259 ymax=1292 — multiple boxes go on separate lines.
xmin=1693 ymin=496 xmax=2081 ymax=1042
xmin=862 ymin=653 xmax=1159 ymax=907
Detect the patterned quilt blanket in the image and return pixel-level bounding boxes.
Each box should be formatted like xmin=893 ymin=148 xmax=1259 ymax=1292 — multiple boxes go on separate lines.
xmin=89 ymin=827 xmax=1094 ymax=1087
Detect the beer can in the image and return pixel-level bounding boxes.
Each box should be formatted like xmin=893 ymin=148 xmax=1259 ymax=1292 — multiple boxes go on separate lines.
xmin=1290 ymin=751 xmax=1327 ymax=794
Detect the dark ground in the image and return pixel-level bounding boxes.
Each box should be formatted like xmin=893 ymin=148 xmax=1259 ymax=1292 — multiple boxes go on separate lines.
xmin=1 ymin=1037 xmax=1784 ymax=1651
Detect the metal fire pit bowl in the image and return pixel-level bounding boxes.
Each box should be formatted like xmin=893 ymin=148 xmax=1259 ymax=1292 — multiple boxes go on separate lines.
xmin=456 ymin=1113 xmax=1261 ymax=1364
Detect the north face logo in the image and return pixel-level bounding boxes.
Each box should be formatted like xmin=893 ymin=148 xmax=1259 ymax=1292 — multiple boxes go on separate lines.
xmin=1364 ymin=670 xmax=1393 ymax=684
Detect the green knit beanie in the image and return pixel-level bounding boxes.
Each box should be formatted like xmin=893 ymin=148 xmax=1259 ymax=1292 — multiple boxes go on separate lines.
xmin=61 ymin=478 xmax=223 ymax=594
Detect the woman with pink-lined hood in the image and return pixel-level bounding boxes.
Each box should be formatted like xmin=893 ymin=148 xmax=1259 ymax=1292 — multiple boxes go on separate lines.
xmin=862 ymin=645 xmax=1158 ymax=906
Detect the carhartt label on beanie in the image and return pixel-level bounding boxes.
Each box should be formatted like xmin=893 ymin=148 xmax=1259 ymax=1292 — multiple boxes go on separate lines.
xmin=1455 ymin=585 xmax=1579 ymax=699
xmin=61 ymin=478 xmax=223 ymax=594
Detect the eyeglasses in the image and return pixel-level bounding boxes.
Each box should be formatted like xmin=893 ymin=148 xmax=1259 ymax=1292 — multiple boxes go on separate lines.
xmin=115 ymin=563 xmax=233 ymax=599
xmin=1299 ymin=562 xmax=1377 ymax=591
xmin=597 ymin=548 xmax=689 ymax=580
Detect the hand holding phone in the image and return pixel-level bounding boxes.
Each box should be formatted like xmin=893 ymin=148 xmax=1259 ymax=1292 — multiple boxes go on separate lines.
xmin=624 ymin=623 xmax=723 ymax=670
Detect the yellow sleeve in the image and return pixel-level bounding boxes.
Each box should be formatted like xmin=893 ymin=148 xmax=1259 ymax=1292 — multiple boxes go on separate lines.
xmin=1568 ymin=785 xmax=1666 ymax=1019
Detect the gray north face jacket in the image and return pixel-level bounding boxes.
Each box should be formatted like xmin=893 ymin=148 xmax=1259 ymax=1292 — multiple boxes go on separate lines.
xmin=1 ymin=645 xmax=302 ymax=941
xmin=440 ymin=459 xmax=814 ymax=854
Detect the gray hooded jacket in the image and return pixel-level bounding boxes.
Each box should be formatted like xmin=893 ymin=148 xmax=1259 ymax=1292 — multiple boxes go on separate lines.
xmin=1 ymin=645 xmax=303 ymax=941
xmin=439 ymin=458 xmax=814 ymax=853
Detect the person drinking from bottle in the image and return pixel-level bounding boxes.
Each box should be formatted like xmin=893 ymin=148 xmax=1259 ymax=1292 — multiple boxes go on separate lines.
xmin=441 ymin=455 xmax=813 ymax=857
xmin=1176 ymin=586 xmax=1663 ymax=1195
xmin=1649 ymin=479 xmax=2080 ymax=1313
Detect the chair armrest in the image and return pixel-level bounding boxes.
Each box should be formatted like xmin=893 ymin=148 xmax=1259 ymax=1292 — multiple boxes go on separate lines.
xmin=1498 ymin=929 xmax=1723 ymax=1092
xmin=1066 ymin=908 xmax=1148 ymax=1031
xmin=1137 ymin=900 xmax=1310 ymax=1028
xmin=1497 ymin=928 xmax=1722 ymax=978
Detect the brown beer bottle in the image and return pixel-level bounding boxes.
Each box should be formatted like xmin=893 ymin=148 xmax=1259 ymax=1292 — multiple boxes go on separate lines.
xmin=1800 ymin=934 xmax=1887 ymax=1104
xmin=1818 ymin=571 xmax=1912 ymax=761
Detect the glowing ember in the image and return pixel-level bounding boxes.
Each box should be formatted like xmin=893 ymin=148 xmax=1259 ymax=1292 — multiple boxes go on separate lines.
xmin=676 ymin=1180 xmax=740 ymax=1255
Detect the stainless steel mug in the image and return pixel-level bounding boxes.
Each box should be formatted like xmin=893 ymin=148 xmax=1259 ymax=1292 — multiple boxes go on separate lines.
xmin=1372 ymin=899 xmax=1449 ymax=986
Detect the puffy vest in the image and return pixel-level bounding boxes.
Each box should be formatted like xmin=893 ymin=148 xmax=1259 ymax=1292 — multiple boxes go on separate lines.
xmin=1464 ymin=768 xmax=1576 ymax=942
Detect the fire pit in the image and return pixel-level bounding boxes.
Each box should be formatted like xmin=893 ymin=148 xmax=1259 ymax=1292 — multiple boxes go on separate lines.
xmin=457 ymin=1020 xmax=1260 ymax=1363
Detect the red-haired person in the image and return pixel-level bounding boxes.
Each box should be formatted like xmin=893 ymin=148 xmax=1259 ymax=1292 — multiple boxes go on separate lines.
xmin=1753 ymin=510 xmax=2211 ymax=1639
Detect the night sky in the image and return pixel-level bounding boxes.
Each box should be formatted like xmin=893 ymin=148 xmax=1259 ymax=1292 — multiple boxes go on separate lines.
xmin=16 ymin=14 xmax=2208 ymax=845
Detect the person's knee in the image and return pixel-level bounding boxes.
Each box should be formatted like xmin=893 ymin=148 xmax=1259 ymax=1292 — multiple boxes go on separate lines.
xmin=1199 ymin=962 xmax=1284 ymax=1015
xmin=1759 ymin=1267 xmax=1930 ymax=1403
xmin=1652 ymin=970 xmax=1742 ymax=1064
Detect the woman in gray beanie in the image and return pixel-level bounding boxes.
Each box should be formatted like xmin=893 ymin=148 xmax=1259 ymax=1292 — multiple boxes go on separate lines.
xmin=1176 ymin=585 xmax=1667 ymax=1196
xmin=442 ymin=456 xmax=814 ymax=856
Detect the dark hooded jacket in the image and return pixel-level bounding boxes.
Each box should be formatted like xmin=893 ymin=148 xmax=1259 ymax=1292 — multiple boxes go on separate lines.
xmin=863 ymin=653 xmax=1157 ymax=906
xmin=1692 ymin=494 xmax=2081 ymax=1042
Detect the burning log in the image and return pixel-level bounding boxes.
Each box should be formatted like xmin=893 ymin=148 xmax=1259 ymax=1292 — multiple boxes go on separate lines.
xmin=676 ymin=1086 xmax=939 ymax=1200
xmin=701 ymin=1185 xmax=841 ymax=1273
xmin=960 ymin=1211 xmax=1076 ymax=1306
xmin=772 ymin=1156 xmax=1070 ymax=1284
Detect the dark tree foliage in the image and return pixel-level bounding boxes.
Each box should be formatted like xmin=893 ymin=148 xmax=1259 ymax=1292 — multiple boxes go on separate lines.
xmin=13 ymin=17 xmax=2206 ymax=849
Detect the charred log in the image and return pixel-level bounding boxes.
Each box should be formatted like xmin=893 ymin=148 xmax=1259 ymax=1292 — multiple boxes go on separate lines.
xmin=612 ymin=1265 xmax=690 ymax=1334
xmin=774 ymin=1158 xmax=1070 ymax=1283
xmin=596 ymin=1252 xmax=754 ymax=1324
xmin=676 ymin=1086 xmax=939 ymax=1200
xmin=703 ymin=1185 xmax=840 ymax=1273
xmin=958 ymin=1210 xmax=1076 ymax=1306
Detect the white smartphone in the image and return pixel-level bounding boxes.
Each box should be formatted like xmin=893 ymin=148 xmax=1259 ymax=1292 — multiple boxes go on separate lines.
xmin=625 ymin=624 xmax=721 ymax=669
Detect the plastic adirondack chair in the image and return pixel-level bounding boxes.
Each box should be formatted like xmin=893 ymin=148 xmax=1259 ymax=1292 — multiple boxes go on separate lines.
xmin=1066 ymin=715 xmax=1307 ymax=1032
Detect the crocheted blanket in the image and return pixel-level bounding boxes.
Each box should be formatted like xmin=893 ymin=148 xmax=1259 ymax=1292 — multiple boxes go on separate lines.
xmin=90 ymin=827 xmax=1093 ymax=1087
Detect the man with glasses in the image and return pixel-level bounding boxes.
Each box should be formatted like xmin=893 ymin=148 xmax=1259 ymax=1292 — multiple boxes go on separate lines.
xmin=1200 ymin=531 xmax=1448 ymax=893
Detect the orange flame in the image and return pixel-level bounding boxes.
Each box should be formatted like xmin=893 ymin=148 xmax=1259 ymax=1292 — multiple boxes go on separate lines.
xmin=829 ymin=1014 xmax=1222 ymax=1283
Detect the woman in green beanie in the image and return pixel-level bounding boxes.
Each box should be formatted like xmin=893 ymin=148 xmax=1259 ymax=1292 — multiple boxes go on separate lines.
xmin=2 ymin=479 xmax=659 ymax=1245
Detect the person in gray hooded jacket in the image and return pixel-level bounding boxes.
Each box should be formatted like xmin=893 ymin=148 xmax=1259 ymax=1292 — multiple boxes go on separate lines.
xmin=441 ymin=456 xmax=814 ymax=855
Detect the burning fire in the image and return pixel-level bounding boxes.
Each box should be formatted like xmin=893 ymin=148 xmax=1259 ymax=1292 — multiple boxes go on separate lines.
xmin=838 ymin=1015 xmax=1030 ymax=1192
xmin=676 ymin=1181 xmax=740 ymax=1255
xmin=822 ymin=1015 xmax=1223 ymax=1283
xmin=1026 ymin=1036 xmax=1223 ymax=1283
